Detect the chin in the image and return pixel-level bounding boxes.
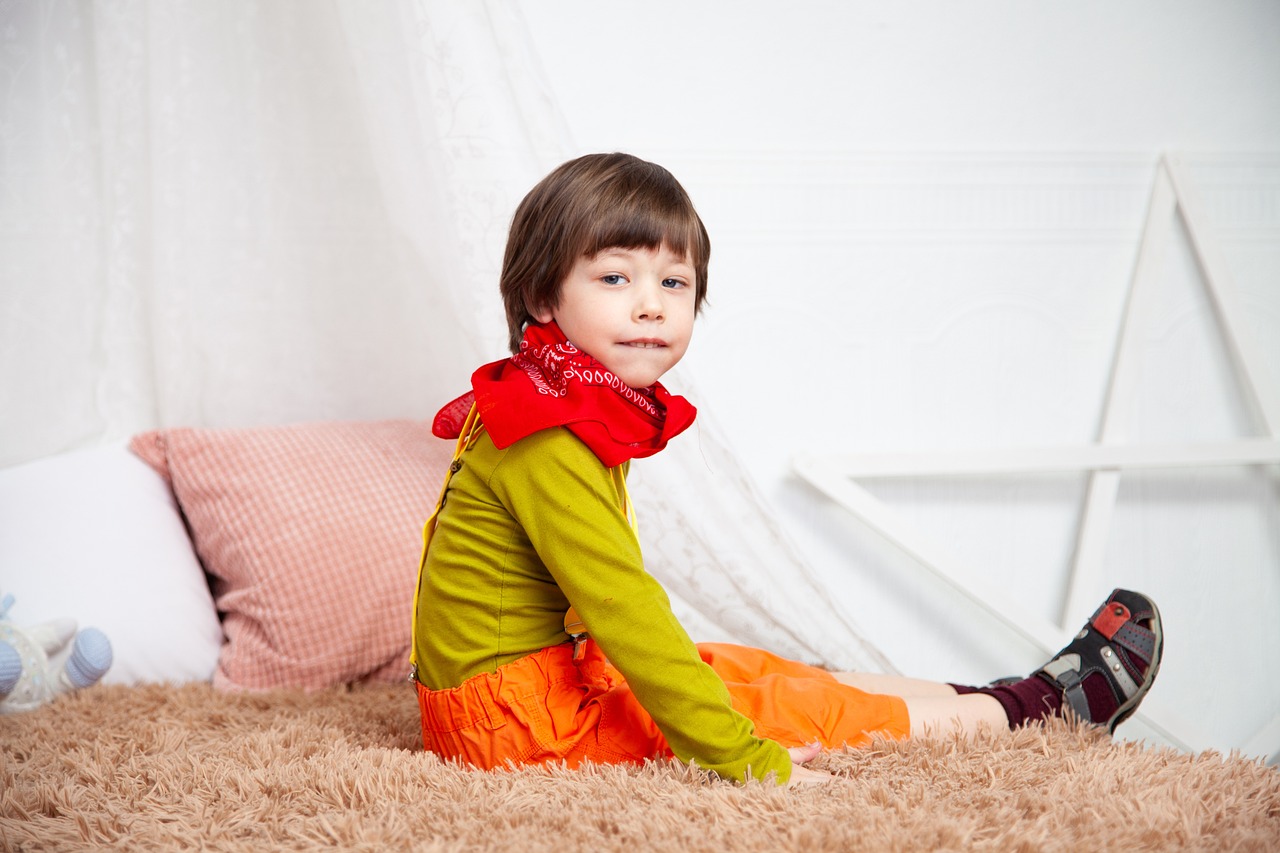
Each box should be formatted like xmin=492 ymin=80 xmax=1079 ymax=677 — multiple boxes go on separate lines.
xmin=615 ymin=371 xmax=657 ymax=389
xmin=614 ymin=373 xmax=651 ymax=388
xmin=608 ymin=355 xmax=679 ymax=389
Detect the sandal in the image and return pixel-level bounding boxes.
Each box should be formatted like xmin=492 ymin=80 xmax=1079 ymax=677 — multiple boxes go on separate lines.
xmin=1039 ymin=588 xmax=1163 ymax=733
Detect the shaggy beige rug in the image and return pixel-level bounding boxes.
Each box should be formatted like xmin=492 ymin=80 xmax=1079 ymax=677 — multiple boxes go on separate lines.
xmin=2 ymin=683 xmax=1277 ymax=852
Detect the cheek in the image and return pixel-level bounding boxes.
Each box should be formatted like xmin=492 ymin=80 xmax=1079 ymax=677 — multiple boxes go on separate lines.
xmin=669 ymin=327 xmax=693 ymax=361
xmin=674 ymin=306 xmax=696 ymax=340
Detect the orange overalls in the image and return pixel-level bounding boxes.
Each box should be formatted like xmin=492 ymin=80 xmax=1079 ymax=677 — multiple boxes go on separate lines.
xmin=414 ymin=638 xmax=909 ymax=772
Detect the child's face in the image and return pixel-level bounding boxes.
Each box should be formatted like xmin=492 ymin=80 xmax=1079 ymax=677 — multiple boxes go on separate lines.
xmin=534 ymin=244 xmax=696 ymax=388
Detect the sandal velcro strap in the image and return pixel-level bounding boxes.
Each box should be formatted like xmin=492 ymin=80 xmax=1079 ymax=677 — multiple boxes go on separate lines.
xmin=1041 ymin=654 xmax=1092 ymax=721
xmin=1109 ymin=621 xmax=1157 ymax=663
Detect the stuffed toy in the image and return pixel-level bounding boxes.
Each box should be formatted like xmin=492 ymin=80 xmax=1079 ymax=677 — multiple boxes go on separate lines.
xmin=0 ymin=592 xmax=113 ymax=714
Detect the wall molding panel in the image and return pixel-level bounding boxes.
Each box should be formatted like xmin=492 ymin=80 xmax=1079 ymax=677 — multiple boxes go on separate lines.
xmin=669 ymin=151 xmax=1280 ymax=244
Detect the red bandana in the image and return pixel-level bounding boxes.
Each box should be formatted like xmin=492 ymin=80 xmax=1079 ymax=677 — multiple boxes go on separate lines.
xmin=432 ymin=322 xmax=696 ymax=467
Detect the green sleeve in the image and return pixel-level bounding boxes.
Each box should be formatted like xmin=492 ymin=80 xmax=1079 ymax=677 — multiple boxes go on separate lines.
xmin=490 ymin=428 xmax=793 ymax=785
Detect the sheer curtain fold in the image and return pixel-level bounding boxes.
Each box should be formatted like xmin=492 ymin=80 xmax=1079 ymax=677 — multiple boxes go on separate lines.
xmin=0 ymin=0 xmax=893 ymax=673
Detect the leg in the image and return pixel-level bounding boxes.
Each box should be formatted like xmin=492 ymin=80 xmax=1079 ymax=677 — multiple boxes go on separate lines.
xmin=697 ymin=644 xmax=910 ymax=748
xmin=902 ymin=693 xmax=1007 ymax=736
xmin=831 ymin=671 xmax=959 ymax=698
xmin=707 ymin=651 xmax=1003 ymax=742
xmin=701 ymin=644 xmax=960 ymax=699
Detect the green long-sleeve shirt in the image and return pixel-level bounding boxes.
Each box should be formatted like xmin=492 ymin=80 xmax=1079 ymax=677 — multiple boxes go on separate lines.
xmin=413 ymin=426 xmax=791 ymax=784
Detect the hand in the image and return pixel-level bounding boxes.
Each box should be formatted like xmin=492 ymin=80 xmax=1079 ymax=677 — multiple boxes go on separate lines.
xmin=785 ymin=741 xmax=835 ymax=786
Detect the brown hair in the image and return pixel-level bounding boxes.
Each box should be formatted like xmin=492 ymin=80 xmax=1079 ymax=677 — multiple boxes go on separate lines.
xmin=499 ymin=153 xmax=710 ymax=353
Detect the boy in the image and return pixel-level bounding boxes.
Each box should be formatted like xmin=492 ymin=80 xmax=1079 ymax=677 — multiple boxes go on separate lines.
xmin=411 ymin=153 xmax=1162 ymax=785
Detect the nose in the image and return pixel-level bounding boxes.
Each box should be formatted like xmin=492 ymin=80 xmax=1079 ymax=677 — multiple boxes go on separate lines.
xmin=634 ymin=278 xmax=665 ymax=322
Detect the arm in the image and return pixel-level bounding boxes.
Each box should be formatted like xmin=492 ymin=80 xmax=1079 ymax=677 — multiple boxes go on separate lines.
xmin=491 ymin=428 xmax=792 ymax=784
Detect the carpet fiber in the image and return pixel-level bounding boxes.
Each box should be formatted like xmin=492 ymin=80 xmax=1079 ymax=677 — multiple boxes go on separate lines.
xmin=2 ymin=683 xmax=1277 ymax=851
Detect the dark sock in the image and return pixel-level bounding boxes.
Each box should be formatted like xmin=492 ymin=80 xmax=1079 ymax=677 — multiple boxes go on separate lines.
xmin=953 ymin=678 xmax=1061 ymax=728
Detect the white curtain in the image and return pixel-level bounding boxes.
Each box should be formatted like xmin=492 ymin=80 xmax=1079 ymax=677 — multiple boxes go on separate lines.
xmin=0 ymin=0 xmax=894 ymax=673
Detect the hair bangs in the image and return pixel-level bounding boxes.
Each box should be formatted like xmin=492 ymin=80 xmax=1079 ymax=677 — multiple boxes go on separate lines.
xmin=580 ymin=201 xmax=706 ymax=267
xmin=575 ymin=173 xmax=709 ymax=271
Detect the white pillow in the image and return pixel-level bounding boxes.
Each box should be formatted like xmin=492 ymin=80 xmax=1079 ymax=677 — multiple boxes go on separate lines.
xmin=0 ymin=442 xmax=222 ymax=684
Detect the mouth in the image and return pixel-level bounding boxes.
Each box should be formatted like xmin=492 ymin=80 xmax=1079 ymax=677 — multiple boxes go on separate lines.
xmin=621 ymin=339 xmax=666 ymax=349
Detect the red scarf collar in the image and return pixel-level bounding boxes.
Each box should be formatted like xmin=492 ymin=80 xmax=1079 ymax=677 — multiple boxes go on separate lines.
xmin=432 ymin=322 xmax=696 ymax=467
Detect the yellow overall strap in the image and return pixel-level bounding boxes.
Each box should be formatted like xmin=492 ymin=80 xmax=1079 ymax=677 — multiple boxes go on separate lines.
xmin=409 ymin=403 xmax=485 ymax=677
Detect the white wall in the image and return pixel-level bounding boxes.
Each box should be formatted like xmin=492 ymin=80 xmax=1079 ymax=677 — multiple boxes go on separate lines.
xmin=523 ymin=1 xmax=1280 ymax=757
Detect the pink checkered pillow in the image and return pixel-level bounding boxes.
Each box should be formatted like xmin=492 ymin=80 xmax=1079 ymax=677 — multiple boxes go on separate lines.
xmin=129 ymin=420 xmax=452 ymax=691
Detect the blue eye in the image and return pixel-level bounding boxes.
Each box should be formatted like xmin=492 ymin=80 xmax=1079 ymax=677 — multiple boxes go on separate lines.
xmin=601 ymin=274 xmax=627 ymax=285
xmin=662 ymin=278 xmax=687 ymax=289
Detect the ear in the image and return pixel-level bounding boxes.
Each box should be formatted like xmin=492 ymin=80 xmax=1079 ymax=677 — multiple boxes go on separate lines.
xmin=528 ymin=300 xmax=555 ymax=324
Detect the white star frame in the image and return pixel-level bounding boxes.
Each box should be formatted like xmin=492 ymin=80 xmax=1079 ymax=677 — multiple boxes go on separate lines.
xmin=794 ymin=153 xmax=1280 ymax=760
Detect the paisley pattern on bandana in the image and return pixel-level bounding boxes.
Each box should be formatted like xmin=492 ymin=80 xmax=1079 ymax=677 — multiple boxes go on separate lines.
xmin=432 ymin=322 xmax=695 ymax=468
xmin=512 ymin=336 xmax=664 ymax=421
